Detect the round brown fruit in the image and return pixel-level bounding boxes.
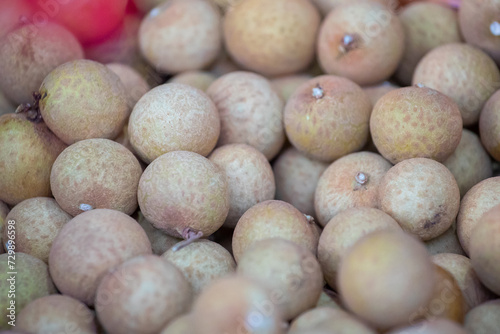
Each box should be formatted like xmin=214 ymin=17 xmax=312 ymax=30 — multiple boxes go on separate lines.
xmin=168 ymin=71 xmax=216 ymax=92
xmin=292 ymin=308 xmax=376 ymax=334
xmin=479 ymin=89 xmax=500 ymax=162
xmin=106 ymin=63 xmax=150 ymax=110
xmin=387 ymin=318 xmax=467 ymax=334
xmin=288 ymin=307 xmax=339 ymax=333
xmin=464 ymin=299 xmax=500 ymax=334
xmin=311 ymin=0 xmax=396 ymax=17
xmin=363 ymin=81 xmax=399 ymax=107
xmin=160 ymin=313 xmax=193 ymax=334
xmin=137 ymin=211 xmax=181 ymax=255
xmin=0 ymin=201 xmax=8 ymax=254
xmin=271 ymin=74 xmax=312 ymax=102
xmin=424 ymin=224 xmax=465 ymax=256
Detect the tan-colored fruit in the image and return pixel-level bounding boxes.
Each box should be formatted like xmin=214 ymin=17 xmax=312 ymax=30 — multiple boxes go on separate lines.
xmin=273 ymin=147 xmax=328 ymax=217
xmin=2 ymin=197 xmax=70 ymax=263
xmin=412 ymin=43 xmax=500 ymax=126
xmin=457 ymin=176 xmax=500 ymax=254
xmin=311 ymin=0 xmax=397 ymax=16
xmin=432 ymin=253 xmax=493 ymax=311
xmin=479 ymin=89 xmax=500 ymax=161
xmin=395 ymin=2 xmax=462 ymax=85
xmin=138 ymin=151 xmax=229 ymax=239
xmin=318 ymin=207 xmax=401 ymax=289
xmin=237 ymin=238 xmax=323 ymax=320
xmin=338 ymin=230 xmax=436 ymax=329
xmin=425 ymin=224 xmax=465 ymax=256
xmin=288 ymin=307 xmax=338 ymax=333
xmin=284 ymin=75 xmax=372 ymax=162
xmin=48 ymin=209 xmax=152 ymax=305
xmin=114 ymin=123 xmax=139 ymax=157
xmin=137 ymin=211 xmax=181 ymax=255
xmin=209 ymin=49 xmax=242 ymax=77
xmin=0 ymin=113 xmax=67 ymax=206
xmin=379 ymin=158 xmax=460 ymax=240
xmin=223 ymin=0 xmax=320 ymax=76
xmin=139 ymin=0 xmax=221 ymax=74
xmin=444 ymin=129 xmax=493 ymax=197
xmin=291 ymin=308 xmax=376 ymax=334
xmin=387 ymin=318 xmax=467 ymax=334
xmin=0 ymin=201 xmax=9 ymax=254
xmin=160 ymin=313 xmax=193 ymax=334
xmin=464 ymin=299 xmax=500 ymax=334
xmin=314 ymin=151 xmax=392 ymax=226
xmin=162 ymin=240 xmax=236 ymax=295
xmin=317 ymin=2 xmax=405 ymax=86
xmin=271 ymin=75 xmax=312 ymax=102
xmin=168 ymin=71 xmax=216 ymax=92
xmin=209 ymin=144 xmax=275 ymax=228
xmin=17 ymin=295 xmax=96 ymax=334
xmin=207 ymin=72 xmax=285 ymax=160
xmin=232 ymin=200 xmax=318 ymax=262
xmin=96 ymin=255 xmax=192 ymax=334
xmin=363 ymin=81 xmax=399 ymax=107
xmin=106 ymin=63 xmax=150 ymax=110
xmin=0 ymin=23 xmax=83 ymax=105
xmin=129 ymin=83 xmax=220 ymax=163
xmin=370 ymin=86 xmax=463 ymax=164
xmin=191 ymin=275 xmax=285 ymax=334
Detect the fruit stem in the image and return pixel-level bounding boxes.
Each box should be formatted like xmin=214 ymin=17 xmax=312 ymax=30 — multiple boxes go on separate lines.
xmin=304 ymin=214 xmax=315 ymax=224
xmin=338 ymin=33 xmax=360 ymax=54
xmin=491 ymin=21 xmax=500 ymax=36
xmin=15 ymin=92 xmax=43 ymax=123
xmin=171 ymin=228 xmax=204 ymax=252
xmin=79 ymin=204 xmax=93 ymax=211
xmin=355 ymin=172 xmax=368 ymax=185
xmin=312 ymin=85 xmax=324 ymax=99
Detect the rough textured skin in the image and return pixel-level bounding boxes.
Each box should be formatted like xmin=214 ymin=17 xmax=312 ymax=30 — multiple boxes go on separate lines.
xmin=159 ymin=314 xmax=193 ymax=334
xmin=284 ymin=76 xmax=372 ymax=162
xmin=387 ymin=318 xmax=467 ymax=334
xmin=479 ymin=89 xmax=500 ymax=161
xmin=273 ymin=147 xmax=328 ymax=217
xmin=95 ymin=255 xmax=192 ymax=334
xmin=168 ymin=71 xmax=216 ymax=92
xmin=137 ymin=212 xmax=181 ymax=255
xmin=464 ymin=299 xmax=500 ymax=334
xmin=370 ymin=86 xmax=463 ymax=164
xmin=192 ymin=276 xmax=285 ymax=334
xmin=412 ymin=43 xmax=500 ymax=126
xmin=209 ymin=144 xmax=275 ymax=228
xmin=395 ymin=2 xmax=462 ymax=85
xmin=129 ymin=83 xmax=220 ymax=163
xmin=223 ymin=0 xmax=320 ymax=76
xmin=2 ymin=198 xmax=70 ymax=263
xmin=48 ymin=209 xmax=152 ymax=305
xmin=0 ymin=23 xmax=83 ymax=105
xmin=271 ymin=75 xmax=312 ymax=102
xmin=315 ymin=152 xmax=392 ymax=226
xmin=138 ymin=151 xmax=229 ymax=238
xmin=457 ymin=176 xmax=500 ymax=254
xmin=232 ymin=200 xmax=318 ymax=262
xmin=17 ymin=295 xmax=96 ymax=334
xmin=425 ymin=224 xmax=465 ymax=256
xmin=338 ymin=231 xmax=436 ymax=329
xmin=0 ymin=113 xmax=67 ymax=206
xmin=470 ymin=204 xmax=500 ymax=295
xmin=39 ymin=59 xmax=129 ymax=145
xmin=139 ymin=0 xmax=221 ymax=74
xmin=0 ymin=253 xmax=57 ymax=329
xmin=444 ymin=130 xmax=493 ymax=197
xmin=290 ymin=308 xmax=376 ymax=334
xmin=0 ymin=201 xmax=9 ymax=254
xmin=318 ymin=207 xmax=401 ymax=290
xmin=163 ymin=240 xmax=236 ymax=295
xmin=432 ymin=253 xmax=493 ymax=311
xmin=317 ymin=2 xmax=405 ymax=86
xmin=459 ymin=0 xmax=500 ymax=64
xmin=207 ymin=72 xmax=285 ymax=160
xmin=106 ymin=63 xmax=150 ymax=110
xmin=50 ymin=139 xmax=142 ymax=216
xmin=237 ymin=239 xmax=323 ymax=320
xmin=363 ymin=81 xmax=399 ymax=107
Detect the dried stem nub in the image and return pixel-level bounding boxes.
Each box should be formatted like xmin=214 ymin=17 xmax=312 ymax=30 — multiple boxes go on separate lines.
xmin=15 ymin=91 xmax=43 ymax=123
xmin=355 ymin=172 xmax=368 ymax=185
xmin=171 ymin=228 xmax=204 ymax=252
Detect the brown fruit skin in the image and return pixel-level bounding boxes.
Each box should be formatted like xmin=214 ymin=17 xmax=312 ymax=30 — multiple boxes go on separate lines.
xmin=444 ymin=129 xmax=493 ymax=197
xmin=464 ymin=299 xmax=500 ymax=334
xmin=318 ymin=207 xmax=402 ymax=290
xmin=379 ymin=158 xmax=460 ymax=241
xmin=479 ymin=89 xmax=500 ymax=161
xmin=311 ymin=0 xmax=396 ymax=16
xmin=207 ymin=72 xmax=285 ymax=160
xmin=50 ymin=139 xmax=142 ymax=216
xmin=317 ymin=2 xmax=405 ymax=86
xmin=459 ymin=0 xmax=500 ymax=64
xmin=137 ymin=212 xmax=181 ymax=255
xmin=17 ymin=295 xmax=96 ymax=334
xmin=223 ymin=0 xmax=320 ymax=77
xmin=209 ymin=144 xmax=275 ymax=228
xmin=168 ymin=71 xmax=216 ymax=92
xmin=387 ymin=318 xmax=467 ymax=334
xmin=106 ymin=63 xmax=150 ymax=110
xmin=288 ymin=307 xmax=339 ymax=333
xmin=191 ymin=275 xmax=285 ymax=334
xmin=370 ymin=86 xmax=463 ymax=164
xmin=0 ymin=201 xmax=9 ymax=254
xmin=271 ymin=75 xmax=313 ymax=102
xmin=0 ymin=113 xmax=67 ymax=206
xmin=159 ymin=314 xmax=193 ymax=334
xmin=0 ymin=23 xmax=84 ymax=105
xmin=129 ymin=83 xmax=220 ymax=163
xmin=39 ymin=59 xmax=130 ymax=145
xmin=395 ymin=2 xmax=462 ymax=85
xmin=338 ymin=230 xmax=436 ymax=330
xmin=412 ymin=43 xmax=500 ymax=126
xmin=232 ymin=200 xmax=318 ymax=262
xmin=48 ymin=209 xmax=152 ymax=306
xmin=139 ymin=0 xmax=221 ymax=74
xmin=291 ymin=308 xmax=377 ymax=334
xmin=95 ymin=255 xmax=192 ymax=334
xmin=363 ymin=81 xmax=399 ymax=107
xmin=470 ymin=204 xmax=500 ymax=295
xmin=2 ymin=197 xmax=71 ymax=263
xmin=457 ymin=176 xmax=500 ymax=255
xmin=284 ymin=75 xmax=372 ymax=162
xmin=432 ymin=253 xmax=493 ymax=312
xmin=425 ymin=224 xmax=465 ymax=256
xmin=138 ymin=151 xmax=230 ymax=239
xmin=273 ymin=147 xmax=328 ymax=217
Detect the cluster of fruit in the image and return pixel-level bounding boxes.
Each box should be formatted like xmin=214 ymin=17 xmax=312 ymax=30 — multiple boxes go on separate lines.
xmin=0 ymin=0 xmax=499 ymax=333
